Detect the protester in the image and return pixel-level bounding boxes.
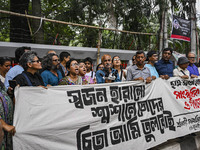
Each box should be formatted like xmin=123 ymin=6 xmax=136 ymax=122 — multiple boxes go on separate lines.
xmin=96 ymin=63 xmax=104 ymax=71
xmin=145 ymin=51 xmax=159 ymax=80
xmin=84 ymin=57 xmax=95 ymax=79
xmin=41 ymin=53 xmax=62 ymax=86
xmin=4 ymin=47 xmax=31 ymax=89
xmin=14 ymin=51 xmax=44 ymax=87
xmin=0 ymin=57 xmax=11 ymax=83
xmin=126 ymin=55 xmax=136 ymax=70
xmin=187 ymin=52 xmax=199 ymax=78
xmin=46 ymin=50 xmax=56 ymax=55
xmin=79 ymin=61 xmax=94 ymax=84
xmin=59 ymin=59 xmax=83 ymax=85
xmin=155 ymin=48 xmax=173 ymax=79
xmin=59 ymin=52 xmax=71 ymax=77
xmin=127 ymin=51 xmax=151 ymax=83
xmin=112 ymin=55 xmax=126 ymax=81
xmin=96 ymin=54 xmax=120 ymax=83
xmin=173 ymin=57 xmax=190 ymax=79
xmin=0 ymin=80 xmax=15 ymax=150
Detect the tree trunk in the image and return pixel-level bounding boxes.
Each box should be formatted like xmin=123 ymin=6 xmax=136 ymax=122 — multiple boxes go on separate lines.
xmin=163 ymin=8 xmax=168 ymax=48
xmin=190 ymin=0 xmax=196 ymax=54
xmin=10 ymin=0 xmax=32 ymax=43
xmin=32 ymin=0 xmax=44 ymax=44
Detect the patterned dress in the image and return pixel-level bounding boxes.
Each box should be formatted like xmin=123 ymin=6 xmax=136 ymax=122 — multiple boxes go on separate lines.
xmin=58 ymin=76 xmax=83 ymax=85
xmin=0 ymin=81 xmax=14 ymax=150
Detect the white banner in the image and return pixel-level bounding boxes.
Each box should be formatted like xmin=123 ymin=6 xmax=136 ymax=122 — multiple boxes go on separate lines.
xmin=13 ymin=77 xmax=200 ymax=150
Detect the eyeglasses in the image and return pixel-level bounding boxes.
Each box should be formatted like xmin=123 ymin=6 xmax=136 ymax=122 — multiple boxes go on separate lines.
xmin=188 ymin=57 xmax=196 ymax=59
xmin=113 ymin=58 xmax=120 ymax=61
xmin=71 ymin=63 xmax=79 ymax=67
xmin=52 ymin=59 xmax=60 ymax=62
xmin=31 ymin=60 xmax=40 ymax=63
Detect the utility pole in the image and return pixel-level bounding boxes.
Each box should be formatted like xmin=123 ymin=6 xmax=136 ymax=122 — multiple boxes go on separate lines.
xmin=159 ymin=11 xmax=164 ymax=58
xmin=190 ymin=0 xmax=196 ymax=54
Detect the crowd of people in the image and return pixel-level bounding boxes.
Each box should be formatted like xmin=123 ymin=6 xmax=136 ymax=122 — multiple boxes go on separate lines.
xmin=0 ymin=46 xmax=200 ymax=149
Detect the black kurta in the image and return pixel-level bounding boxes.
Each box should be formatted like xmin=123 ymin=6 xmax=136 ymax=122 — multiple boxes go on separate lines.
xmin=14 ymin=71 xmax=44 ymax=86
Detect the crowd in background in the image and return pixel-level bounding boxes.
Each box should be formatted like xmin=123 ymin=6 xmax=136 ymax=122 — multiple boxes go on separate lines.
xmin=0 ymin=46 xmax=200 ymax=149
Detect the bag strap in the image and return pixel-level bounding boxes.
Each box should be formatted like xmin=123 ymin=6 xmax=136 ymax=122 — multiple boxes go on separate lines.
xmin=22 ymin=72 xmax=32 ymax=86
xmin=91 ymin=71 xmax=93 ymax=78
xmin=180 ymin=70 xmax=186 ymax=76
xmin=120 ymin=69 xmax=123 ymax=81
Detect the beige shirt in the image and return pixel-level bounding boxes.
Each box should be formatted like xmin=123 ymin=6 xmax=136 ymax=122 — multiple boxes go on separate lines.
xmin=173 ymin=67 xmax=190 ymax=77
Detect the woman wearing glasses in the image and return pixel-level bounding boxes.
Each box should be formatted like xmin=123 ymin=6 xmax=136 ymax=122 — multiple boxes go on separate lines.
xmin=14 ymin=51 xmax=44 ymax=87
xmin=59 ymin=59 xmax=83 ymax=85
xmin=41 ymin=53 xmax=62 ymax=86
xmin=112 ymin=56 xmax=127 ymax=81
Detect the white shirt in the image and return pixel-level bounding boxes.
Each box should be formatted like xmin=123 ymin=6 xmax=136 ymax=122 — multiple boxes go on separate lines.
xmin=173 ymin=67 xmax=190 ymax=77
xmin=85 ymin=71 xmax=95 ymax=79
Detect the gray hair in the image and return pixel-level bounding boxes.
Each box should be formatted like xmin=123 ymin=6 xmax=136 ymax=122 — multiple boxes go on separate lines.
xmin=187 ymin=52 xmax=196 ymax=57
xmin=19 ymin=51 xmax=38 ymax=71
xmin=42 ymin=53 xmax=58 ymax=70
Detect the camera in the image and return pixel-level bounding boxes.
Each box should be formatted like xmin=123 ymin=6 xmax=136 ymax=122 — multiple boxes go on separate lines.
xmin=103 ymin=68 xmax=118 ymax=81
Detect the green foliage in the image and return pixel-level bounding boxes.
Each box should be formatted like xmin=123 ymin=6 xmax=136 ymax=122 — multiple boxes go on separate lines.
xmin=0 ymin=0 xmax=10 ymax=41
xmin=0 ymin=0 xmax=197 ymax=54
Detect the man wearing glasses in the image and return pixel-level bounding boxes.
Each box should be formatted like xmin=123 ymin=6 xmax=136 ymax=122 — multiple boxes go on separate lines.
xmin=187 ymin=52 xmax=199 ymax=78
xmin=126 ymin=55 xmax=136 ymax=70
xmin=96 ymin=54 xmax=120 ymax=83
xmin=41 ymin=53 xmax=63 ymax=86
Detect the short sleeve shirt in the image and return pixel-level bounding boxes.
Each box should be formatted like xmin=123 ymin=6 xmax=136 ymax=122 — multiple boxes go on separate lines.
xmin=145 ymin=64 xmax=159 ymax=78
xmin=127 ymin=65 xmax=151 ymax=81
xmin=41 ymin=70 xmax=63 ymax=86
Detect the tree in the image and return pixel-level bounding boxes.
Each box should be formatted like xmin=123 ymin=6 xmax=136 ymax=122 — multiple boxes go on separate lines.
xmin=0 ymin=0 xmax=10 ymax=41
xmin=10 ymin=0 xmax=32 ymax=43
xmin=32 ymin=0 xmax=44 ymax=44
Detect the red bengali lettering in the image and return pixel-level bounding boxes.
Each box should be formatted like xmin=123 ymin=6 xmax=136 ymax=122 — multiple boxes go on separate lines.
xmin=173 ymin=87 xmax=200 ymax=110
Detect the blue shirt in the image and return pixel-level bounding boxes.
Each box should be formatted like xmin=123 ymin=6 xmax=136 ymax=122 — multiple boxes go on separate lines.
xmin=96 ymin=68 xmax=121 ymax=83
xmin=145 ymin=64 xmax=159 ymax=78
xmin=41 ymin=70 xmax=63 ymax=86
xmin=155 ymin=59 xmax=174 ymax=77
xmin=187 ymin=64 xmax=199 ymax=76
xmin=4 ymin=65 xmax=24 ymax=89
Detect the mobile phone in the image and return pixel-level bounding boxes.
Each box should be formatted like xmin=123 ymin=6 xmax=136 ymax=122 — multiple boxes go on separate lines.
xmin=9 ymin=80 xmax=17 ymax=89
